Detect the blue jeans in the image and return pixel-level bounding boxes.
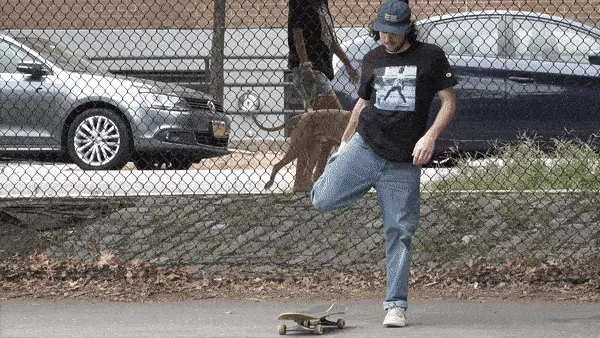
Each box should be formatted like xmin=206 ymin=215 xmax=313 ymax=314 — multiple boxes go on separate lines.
xmin=311 ymin=133 xmax=421 ymax=310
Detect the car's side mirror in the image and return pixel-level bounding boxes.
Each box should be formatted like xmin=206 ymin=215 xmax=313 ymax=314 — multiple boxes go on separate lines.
xmin=589 ymin=51 xmax=600 ymax=65
xmin=17 ymin=61 xmax=49 ymax=78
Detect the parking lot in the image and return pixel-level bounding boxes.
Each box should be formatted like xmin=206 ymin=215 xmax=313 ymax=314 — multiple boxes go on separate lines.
xmin=0 ymin=158 xmax=452 ymax=198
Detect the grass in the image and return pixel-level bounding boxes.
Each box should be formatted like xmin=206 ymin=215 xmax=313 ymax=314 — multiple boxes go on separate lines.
xmin=433 ymin=136 xmax=600 ymax=191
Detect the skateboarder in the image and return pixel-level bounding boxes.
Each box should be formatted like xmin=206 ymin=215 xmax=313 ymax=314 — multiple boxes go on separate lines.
xmin=311 ymin=0 xmax=457 ymax=328
xmin=383 ymin=67 xmax=407 ymax=104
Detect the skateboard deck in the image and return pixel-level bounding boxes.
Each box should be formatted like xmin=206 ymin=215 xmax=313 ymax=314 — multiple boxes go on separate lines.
xmin=277 ymin=303 xmax=346 ymax=335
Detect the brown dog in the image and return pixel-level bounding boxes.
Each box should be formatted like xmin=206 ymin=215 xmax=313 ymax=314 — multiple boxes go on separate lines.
xmin=252 ymin=109 xmax=352 ymax=191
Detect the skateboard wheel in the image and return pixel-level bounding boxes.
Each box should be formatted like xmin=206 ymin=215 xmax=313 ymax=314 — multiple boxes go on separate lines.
xmin=278 ymin=324 xmax=286 ymax=335
xmin=336 ymin=318 xmax=345 ymax=329
xmin=314 ymin=324 xmax=323 ymax=335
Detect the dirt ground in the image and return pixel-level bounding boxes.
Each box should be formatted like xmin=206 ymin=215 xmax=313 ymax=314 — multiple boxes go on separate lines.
xmin=2 ymin=271 xmax=599 ymax=305
xmin=195 ymin=149 xmax=285 ymax=171
xmin=3 ymin=277 xmax=598 ymax=304
xmin=120 ymin=146 xmax=289 ymax=171
xmin=1 ymin=253 xmax=598 ymax=303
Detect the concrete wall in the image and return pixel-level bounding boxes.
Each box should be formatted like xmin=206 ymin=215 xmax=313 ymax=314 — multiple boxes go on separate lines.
xmin=1 ymin=1 xmax=598 ymax=29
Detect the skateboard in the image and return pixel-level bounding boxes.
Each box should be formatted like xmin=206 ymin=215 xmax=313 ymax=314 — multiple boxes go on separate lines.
xmin=277 ymin=303 xmax=346 ymax=335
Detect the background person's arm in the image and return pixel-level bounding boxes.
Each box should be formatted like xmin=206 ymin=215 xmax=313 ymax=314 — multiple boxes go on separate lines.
xmin=332 ymin=42 xmax=360 ymax=84
xmin=292 ymin=28 xmax=315 ymax=81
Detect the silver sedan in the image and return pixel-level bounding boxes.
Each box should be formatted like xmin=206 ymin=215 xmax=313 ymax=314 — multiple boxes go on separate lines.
xmin=0 ymin=34 xmax=230 ymax=170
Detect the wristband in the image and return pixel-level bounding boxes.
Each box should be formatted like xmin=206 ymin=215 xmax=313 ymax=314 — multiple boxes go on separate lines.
xmin=300 ymin=61 xmax=312 ymax=68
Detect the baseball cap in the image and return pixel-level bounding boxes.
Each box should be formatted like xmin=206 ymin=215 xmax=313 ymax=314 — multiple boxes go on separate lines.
xmin=372 ymin=0 xmax=412 ymax=35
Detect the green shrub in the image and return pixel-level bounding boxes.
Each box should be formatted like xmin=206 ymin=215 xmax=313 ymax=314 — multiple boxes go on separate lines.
xmin=433 ymin=136 xmax=600 ymax=191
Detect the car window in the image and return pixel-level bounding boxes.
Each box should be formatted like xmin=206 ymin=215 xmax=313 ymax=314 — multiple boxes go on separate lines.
xmin=0 ymin=40 xmax=33 ymax=73
xmin=16 ymin=38 xmax=104 ymax=74
xmin=512 ymin=19 xmax=600 ymax=63
xmin=422 ymin=17 xmax=501 ymax=57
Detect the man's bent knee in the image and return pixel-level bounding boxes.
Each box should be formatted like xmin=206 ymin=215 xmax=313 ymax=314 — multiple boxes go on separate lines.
xmin=311 ymin=182 xmax=334 ymax=212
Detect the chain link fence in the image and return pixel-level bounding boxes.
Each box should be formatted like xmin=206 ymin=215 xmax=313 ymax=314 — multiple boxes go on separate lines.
xmin=1 ymin=1 xmax=599 ymax=279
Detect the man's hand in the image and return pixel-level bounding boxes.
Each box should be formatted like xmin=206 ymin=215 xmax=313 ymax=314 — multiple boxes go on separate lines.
xmin=414 ymin=87 xmax=456 ymax=165
xmin=347 ymin=64 xmax=360 ymax=84
xmin=412 ymin=135 xmax=436 ymax=165
xmin=337 ymin=141 xmax=349 ymax=154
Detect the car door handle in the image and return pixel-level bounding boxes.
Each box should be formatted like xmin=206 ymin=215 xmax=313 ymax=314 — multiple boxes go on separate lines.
xmin=508 ymin=76 xmax=535 ymax=83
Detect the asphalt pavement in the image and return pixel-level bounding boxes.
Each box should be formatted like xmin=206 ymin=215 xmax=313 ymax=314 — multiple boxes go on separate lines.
xmin=1 ymin=299 xmax=600 ymax=337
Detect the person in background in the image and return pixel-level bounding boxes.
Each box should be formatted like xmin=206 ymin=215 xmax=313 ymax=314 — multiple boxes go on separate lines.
xmin=287 ymin=0 xmax=360 ymax=191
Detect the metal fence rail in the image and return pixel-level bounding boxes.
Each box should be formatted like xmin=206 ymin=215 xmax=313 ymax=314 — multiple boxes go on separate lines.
xmin=0 ymin=0 xmax=599 ymax=280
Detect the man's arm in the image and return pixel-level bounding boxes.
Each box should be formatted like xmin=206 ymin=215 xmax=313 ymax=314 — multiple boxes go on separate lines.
xmin=412 ymin=87 xmax=456 ymax=165
xmin=340 ymin=98 xmax=369 ymax=145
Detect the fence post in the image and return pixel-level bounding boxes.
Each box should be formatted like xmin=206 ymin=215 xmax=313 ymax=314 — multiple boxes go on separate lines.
xmin=210 ymin=0 xmax=226 ymax=105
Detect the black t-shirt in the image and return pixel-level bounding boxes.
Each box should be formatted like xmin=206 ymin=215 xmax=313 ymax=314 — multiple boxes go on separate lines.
xmin=288 ymin=0 xmax=336 ymax=80
xmin=357 ymin=42 xmax=458 ymax=162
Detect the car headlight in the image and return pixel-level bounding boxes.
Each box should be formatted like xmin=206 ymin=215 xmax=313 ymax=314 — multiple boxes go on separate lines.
xmin=140 ymin=91 xmax=190 ymax=111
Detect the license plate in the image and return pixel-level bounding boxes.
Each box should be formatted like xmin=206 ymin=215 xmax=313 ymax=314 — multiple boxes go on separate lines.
xmin=212 ymin=121 xmax=229 ymax=138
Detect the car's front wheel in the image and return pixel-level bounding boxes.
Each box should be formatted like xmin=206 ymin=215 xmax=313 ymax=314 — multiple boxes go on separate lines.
xmin=67 ymin=108 xmax=132 ymax=170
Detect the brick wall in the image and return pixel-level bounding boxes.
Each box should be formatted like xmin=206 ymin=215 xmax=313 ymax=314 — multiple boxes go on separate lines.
xmin=0 ymin=0 xmax=598 ymax=29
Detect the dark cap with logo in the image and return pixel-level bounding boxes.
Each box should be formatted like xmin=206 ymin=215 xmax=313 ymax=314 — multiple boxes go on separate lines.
xmin=372 ymin=0 xmax=412 ymax=35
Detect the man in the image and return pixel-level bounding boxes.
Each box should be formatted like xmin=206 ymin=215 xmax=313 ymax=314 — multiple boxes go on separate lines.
xmin=287 ymin=0 xmax=360 ymax=191
xmin=311 ymin=0 xmax=457 ymax=328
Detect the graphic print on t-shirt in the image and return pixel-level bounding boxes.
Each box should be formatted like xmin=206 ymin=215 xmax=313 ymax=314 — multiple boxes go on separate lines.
xmin=374 ymin=65 xmax=417 ymax=112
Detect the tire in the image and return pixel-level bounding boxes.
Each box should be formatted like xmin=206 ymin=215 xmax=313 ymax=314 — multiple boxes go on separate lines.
xmin=314 ymin=324 xmax=323 ymax=335
xmin=67 ymin=108 xmax=132 ymax=170
xmin=133 ymin=157 xmax=193 ymax=170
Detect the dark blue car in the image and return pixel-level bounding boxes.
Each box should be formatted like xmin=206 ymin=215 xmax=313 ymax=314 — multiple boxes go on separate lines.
xmin=332 ymin=11 xmax=600 ymax=154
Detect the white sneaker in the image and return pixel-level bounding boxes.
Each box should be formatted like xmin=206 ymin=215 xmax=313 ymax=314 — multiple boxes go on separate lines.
xmin=383 ymin=307 xmax=407 ymax=327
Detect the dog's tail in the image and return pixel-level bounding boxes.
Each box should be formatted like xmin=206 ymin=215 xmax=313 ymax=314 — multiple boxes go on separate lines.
xmin=251 ymin=111 xmax=302 ymax=132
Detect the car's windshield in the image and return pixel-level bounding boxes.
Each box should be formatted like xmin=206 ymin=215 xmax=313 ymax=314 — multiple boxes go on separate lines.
xmin=14 ymin=37 xmax=107 ymax=74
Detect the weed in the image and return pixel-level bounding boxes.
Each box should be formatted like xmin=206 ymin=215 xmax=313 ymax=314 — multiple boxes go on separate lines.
xmin=434 ymin=136 xmax=600 ymax=191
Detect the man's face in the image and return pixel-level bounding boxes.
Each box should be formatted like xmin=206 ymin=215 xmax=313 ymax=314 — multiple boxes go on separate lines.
xmin=380 ymin=32 xmax=407 ymax=53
